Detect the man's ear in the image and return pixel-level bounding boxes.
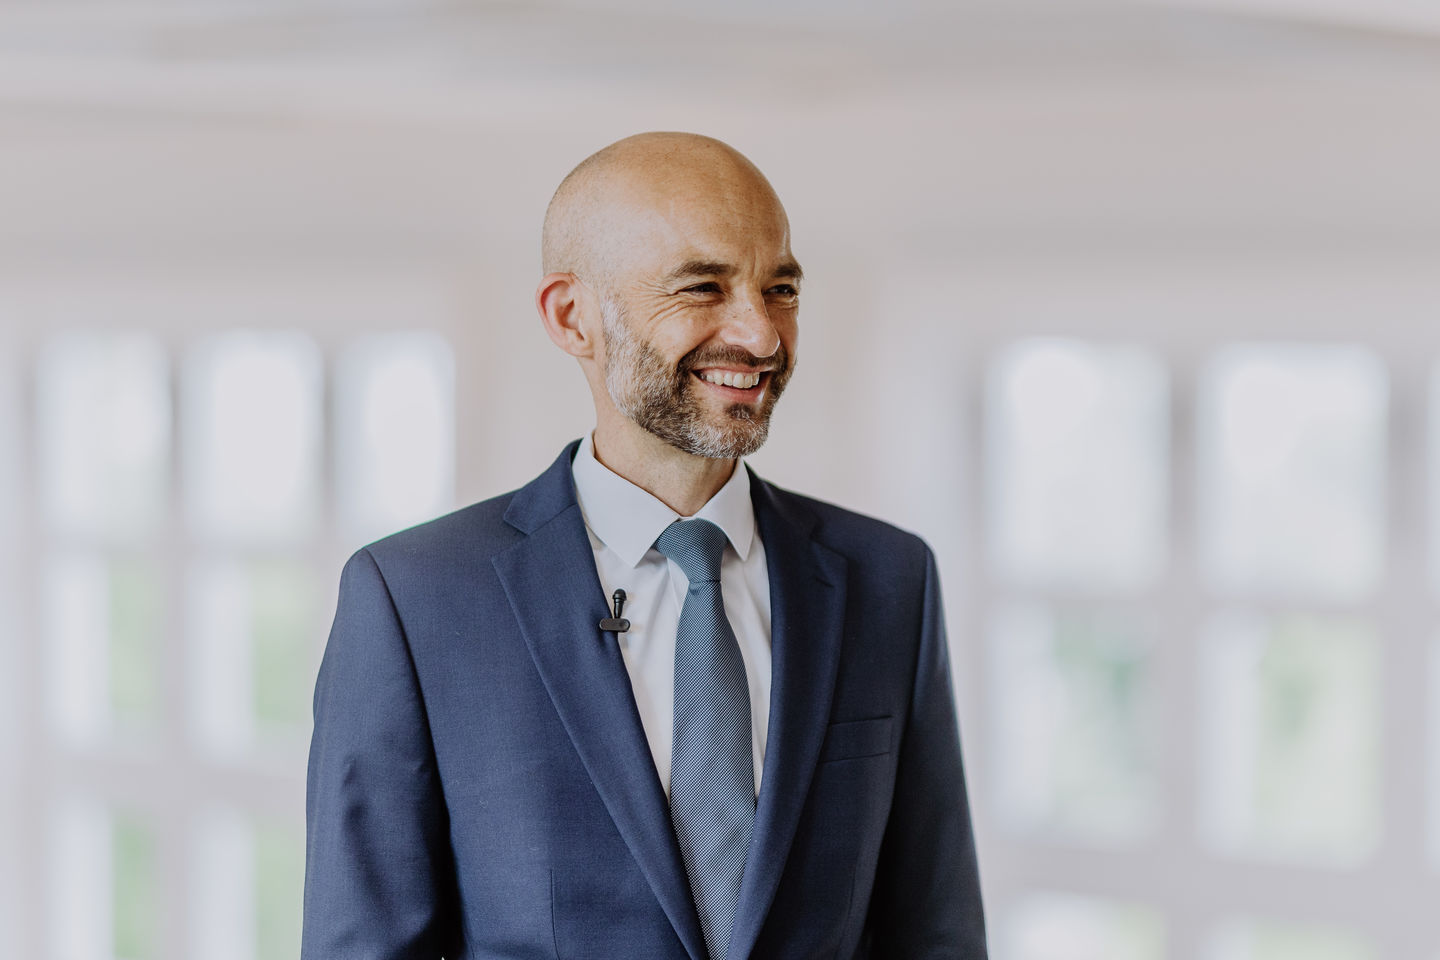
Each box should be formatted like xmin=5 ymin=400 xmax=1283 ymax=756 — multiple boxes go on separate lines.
xmin=536 ymin=273 xmax=598 ymax=359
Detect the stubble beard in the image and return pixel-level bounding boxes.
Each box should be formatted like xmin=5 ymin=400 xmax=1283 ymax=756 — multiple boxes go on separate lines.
xmin=600 ymin=297 xmax=792 ymax=460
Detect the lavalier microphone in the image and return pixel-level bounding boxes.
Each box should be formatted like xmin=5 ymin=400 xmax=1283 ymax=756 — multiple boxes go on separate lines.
xmin=599 ymin=588 xmax=630 ymax=634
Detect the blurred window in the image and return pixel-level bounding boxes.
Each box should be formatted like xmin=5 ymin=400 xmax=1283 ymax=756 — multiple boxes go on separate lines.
xmin=989 ymin=602 xmax=1160 ymax=844
xmin=183 ymin=333 xmax=323 ymax=545
xmin=189 ymin=808 xmax=303 ymax=960
xmin=187 ymin=557 xmax=317 ymax=759
xmin=1199 ymin=611 xmax=1380 ymax=865
xmin=113 ymin=810 xmax=161 ymax=960
xmin=37 ymin=335 xmax=170 ymax=542
xmin=1206 ymin=919 xmax=1377 ymax=960
xmin=49 ymin=797 xmax=161 ymax=960
xmin=985 ymin=338 xmax=1399 ymax=960
xmin=1007 ymin=891 xmax=1166 ymax=960
xmin=45 ymin=553 xmax=165 ymax=745
xmin=16 ymin=327 xmax=456 ymax=960
xmin=255 ymin=816 xmax=305 ymax=959
xmin=190 ymin=809 xmax=256 ymax=960
xmin=335 ymin=333 xmax=455 ymax=544
xmin=987 ymin=339 xmax=1168 ymax=590
xmin=1197 ymin=346 xmax=1386 ymax=601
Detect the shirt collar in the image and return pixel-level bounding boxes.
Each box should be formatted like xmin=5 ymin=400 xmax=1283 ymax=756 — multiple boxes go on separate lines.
xmin=571 ymin=432 xmax=756 ymax=568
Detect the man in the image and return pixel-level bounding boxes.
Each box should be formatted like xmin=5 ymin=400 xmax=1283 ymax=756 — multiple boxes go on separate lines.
xmin=303 ymin=132 xmax=987 ymax=959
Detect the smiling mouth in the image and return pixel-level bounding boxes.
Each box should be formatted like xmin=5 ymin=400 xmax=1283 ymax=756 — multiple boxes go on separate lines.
xmin=693 ymin=369 xmax=765 ymax=390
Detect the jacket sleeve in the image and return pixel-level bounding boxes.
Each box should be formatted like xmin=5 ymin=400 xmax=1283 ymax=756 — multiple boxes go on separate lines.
xmin=302 ymin=548 xmax=456 ymax=960
xmin=866 ymin=546 xmax=989 ymax=958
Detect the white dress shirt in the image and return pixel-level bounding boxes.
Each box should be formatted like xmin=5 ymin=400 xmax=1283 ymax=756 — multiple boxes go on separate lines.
xmin=571 ymin=432 xmax=772 ymax=796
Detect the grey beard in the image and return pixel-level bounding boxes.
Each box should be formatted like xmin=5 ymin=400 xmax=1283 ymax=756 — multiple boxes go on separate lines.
xmin=600 ymin=297 xmax=785 ymax=460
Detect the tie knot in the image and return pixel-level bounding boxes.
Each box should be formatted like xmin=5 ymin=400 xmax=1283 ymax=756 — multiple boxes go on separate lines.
xmin=654 ymin=518 xmax=728 ymax=583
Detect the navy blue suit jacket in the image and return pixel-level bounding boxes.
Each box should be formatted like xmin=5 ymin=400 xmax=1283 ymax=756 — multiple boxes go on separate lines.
xmin=303 ymin=443 xmax=987 ymax=959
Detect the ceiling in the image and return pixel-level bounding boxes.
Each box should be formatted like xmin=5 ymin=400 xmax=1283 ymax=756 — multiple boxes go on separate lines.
xmin=0 ymin=0 xmax=1435 ymax=273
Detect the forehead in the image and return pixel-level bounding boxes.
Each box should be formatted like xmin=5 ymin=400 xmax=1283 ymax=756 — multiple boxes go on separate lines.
xmin=606 ymin=170 xmax=794 ymax=280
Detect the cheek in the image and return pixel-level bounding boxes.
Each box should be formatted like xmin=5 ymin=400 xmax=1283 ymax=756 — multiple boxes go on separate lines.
xmin=640 ymin=299 xmax=701 ymax=331
xmin=636 ymin=306 xmax=710 ymax=357
xmin=775 ymin=312 xmax=799 ymax=358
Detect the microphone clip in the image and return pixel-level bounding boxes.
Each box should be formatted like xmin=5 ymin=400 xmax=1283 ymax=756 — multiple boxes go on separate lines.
xmin=599 ymin=589 xmax=630 ymax=634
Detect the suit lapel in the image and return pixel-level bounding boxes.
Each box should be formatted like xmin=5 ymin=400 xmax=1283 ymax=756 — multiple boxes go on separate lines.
xmin=729 ymin=475 xmax=848 ymax=960
xmin=492 ymin=445 xmax=707 ymax=960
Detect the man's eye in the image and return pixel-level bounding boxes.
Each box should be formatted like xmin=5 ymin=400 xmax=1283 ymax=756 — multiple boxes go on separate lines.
xmin=681 ymin=282 xmax=722 ymax=294
xmin=767 ymin=285 xmax=799 ymax=297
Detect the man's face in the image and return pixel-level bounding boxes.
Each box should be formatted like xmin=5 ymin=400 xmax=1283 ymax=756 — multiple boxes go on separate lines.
xmin=593 ymin=172 xmax=801 ymax=460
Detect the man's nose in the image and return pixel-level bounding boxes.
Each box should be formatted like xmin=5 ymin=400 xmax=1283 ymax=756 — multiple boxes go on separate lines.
xmin=720 ymin=291 xmax=782 ymax=359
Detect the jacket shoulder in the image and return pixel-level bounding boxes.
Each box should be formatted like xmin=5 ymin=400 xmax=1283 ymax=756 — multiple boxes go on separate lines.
xmin=360 ymin=489 xmax=523 ymax=574
xmin=757 ymin=478 xmax=934 ymax=575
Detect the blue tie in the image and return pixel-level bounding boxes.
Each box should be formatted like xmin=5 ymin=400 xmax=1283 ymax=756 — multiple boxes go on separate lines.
xmin=655 ymin=518 xmax=755 ymax=960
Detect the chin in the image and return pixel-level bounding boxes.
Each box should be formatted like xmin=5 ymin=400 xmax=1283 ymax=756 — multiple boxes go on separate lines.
xmin=668 ymin=412 xmax=772 ymax=460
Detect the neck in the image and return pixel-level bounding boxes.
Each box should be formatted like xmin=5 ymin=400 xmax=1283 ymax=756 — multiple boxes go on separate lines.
xmin=591 ymin=418 xmax=737 ymax=517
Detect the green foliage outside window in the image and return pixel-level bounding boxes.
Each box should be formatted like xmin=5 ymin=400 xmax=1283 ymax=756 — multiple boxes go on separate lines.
xmin=110 ymin=560 xmax=163 ymax=734
xmin=1048 ymin=611 xmax=1158 ymax=840
xmin=250 ymin=560 xmax=314 ymax=735
xmin=1253 ymin=617 xmax=1380 ymax=861
xmin=1229 ymin=921 xmax=1376 ymax=960
xmin=114 ymin=812 xmax=159 ymax=960
xmin=257 ymin=820 xmax=304 ymax=960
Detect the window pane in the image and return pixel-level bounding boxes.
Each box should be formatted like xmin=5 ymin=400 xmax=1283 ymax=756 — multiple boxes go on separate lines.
xmin=1200 ymin=612 xmax=1380 ymax=865
xmin=1198 ymin=345 xmax=1385 ymax=600
xmin=188 ymin=558 xmax=316 ymax=758
xmin=990 ymin=604 xmax=1159 ymax=843
xmin=336 ymin=333 xmax=455 ymax=544
xmin=190 ymin=811 xmax=303 ymax=960
xmin=113 ymin=810 xmax=160 ymax=960
xmin=257 ymin=819 xmax=304 ymax=960
xmin=1008 ymin=892 xmax=1165 ymax=960
xmin=110 ymin=558 xmax=164 ymax=734
xmin=986 ymin=339 xmax=1167 ymax=590
xmin=37 ymin=334 xmax=169 ymax=540
xmin=49 ymin=796 xmax=112 ymax=960
xmin=191 ymin=809 xmax=255 ymax=960
xmin=188 ymin=561 xmax=252 ymax=758
xmin=49 ymin=800 xmax=160 ymax=960
xmin=251 ymin=560 xmax=316 ymax=735
xmin=184 ymin=333 xmax=322 ymax=545
xmin=1207 ymin=919 xmax=1376 ymax=960
xmin=46 ymin=554 xmax=164 ymax=744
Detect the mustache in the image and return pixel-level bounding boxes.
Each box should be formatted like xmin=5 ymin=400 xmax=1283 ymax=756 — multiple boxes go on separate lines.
xmin=678 ymin=343 xmax=789 ymax=373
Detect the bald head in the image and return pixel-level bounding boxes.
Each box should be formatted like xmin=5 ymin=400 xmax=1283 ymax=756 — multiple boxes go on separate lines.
xmin=534 ymin=131 xmax=802 ymax=473
xmin=541 ymin=132 xmax=788 ymax=291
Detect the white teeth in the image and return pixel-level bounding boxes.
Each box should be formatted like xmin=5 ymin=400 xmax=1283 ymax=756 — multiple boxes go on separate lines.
xmin=699 ymin=370 xmax=761 ymax=389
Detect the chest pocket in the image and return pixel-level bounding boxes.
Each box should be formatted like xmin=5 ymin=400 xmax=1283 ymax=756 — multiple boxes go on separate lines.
xmin=819 ymin=716 xmax=893 ymax=763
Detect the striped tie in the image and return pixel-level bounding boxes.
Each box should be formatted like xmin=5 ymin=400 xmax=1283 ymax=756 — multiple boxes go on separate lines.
xmin=655 ymin=518 xmax=754 ymax=960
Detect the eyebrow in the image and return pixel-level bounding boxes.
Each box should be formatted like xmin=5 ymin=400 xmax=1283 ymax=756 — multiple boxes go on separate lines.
xmin=661 ymin=258 xmax=805 ymax=286
xmin=774 ymin=259 xmax=805 ymax=282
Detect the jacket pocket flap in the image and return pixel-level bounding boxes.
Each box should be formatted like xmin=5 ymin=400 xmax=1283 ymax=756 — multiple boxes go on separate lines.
xmin=820 ymin=716 xmax=893 ymax=762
